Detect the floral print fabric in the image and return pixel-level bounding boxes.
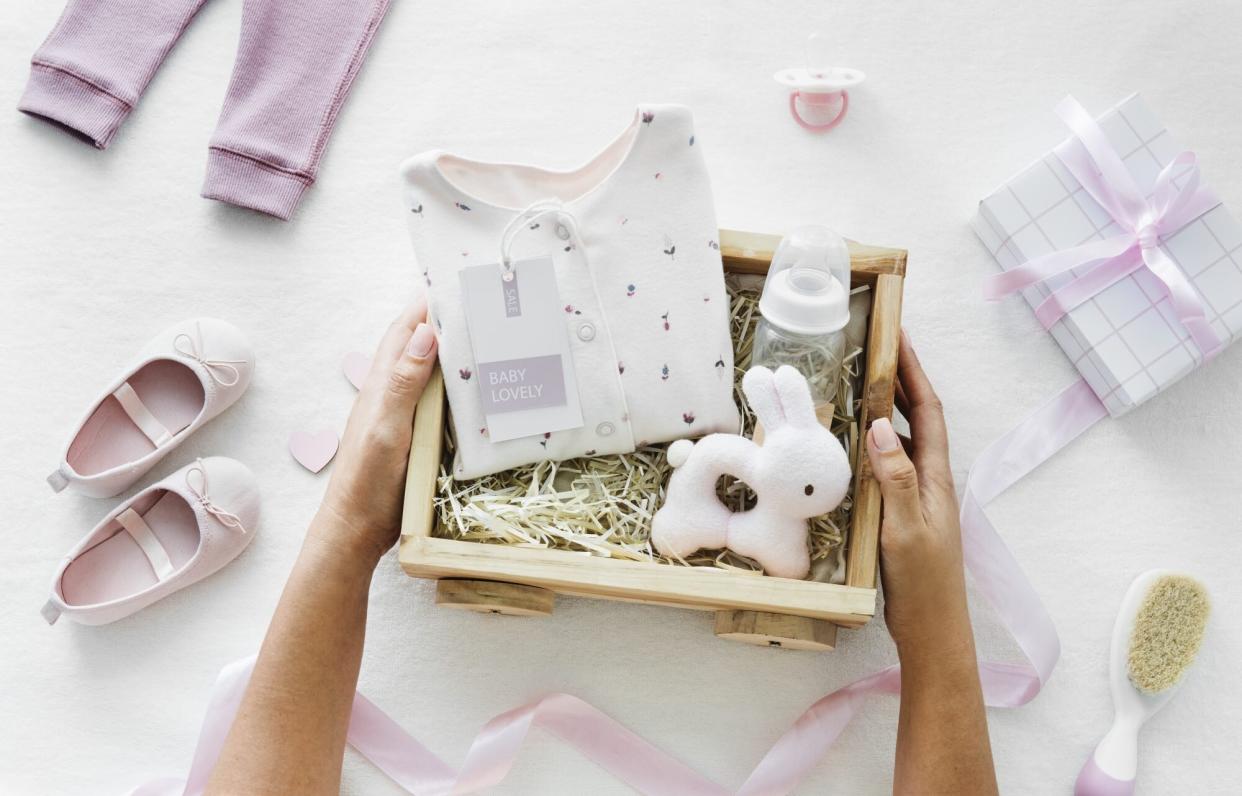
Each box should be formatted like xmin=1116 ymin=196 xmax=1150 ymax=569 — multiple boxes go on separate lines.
xmin=400 ymin=105 xmax=738 ymax=479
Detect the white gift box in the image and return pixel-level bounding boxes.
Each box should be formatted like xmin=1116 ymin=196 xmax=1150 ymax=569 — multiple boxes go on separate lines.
xmin=973 ymin=94 xmax=1242 ymax=416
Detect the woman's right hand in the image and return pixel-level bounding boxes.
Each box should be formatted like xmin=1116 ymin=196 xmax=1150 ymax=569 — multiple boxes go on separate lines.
xmin=865 ymin=331 xmax=972 ymax=656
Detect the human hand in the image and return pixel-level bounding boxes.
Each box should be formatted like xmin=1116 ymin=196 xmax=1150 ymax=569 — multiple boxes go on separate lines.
xmin=313 ymin=298 xmax=439 ymax=568
xmin=865 ymin=331 xmax=971 ymax=657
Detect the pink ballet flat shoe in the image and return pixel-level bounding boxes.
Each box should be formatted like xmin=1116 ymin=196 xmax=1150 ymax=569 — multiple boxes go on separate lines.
xmin=47 ymin=318 xmax=255 ymax=498
xmin=42 ymin=457 xmax=260 ymax=626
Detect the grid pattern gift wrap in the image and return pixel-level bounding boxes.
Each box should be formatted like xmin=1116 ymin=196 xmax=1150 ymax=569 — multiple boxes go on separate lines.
xmin=973 ymin=94 xmax=1242 ymax=416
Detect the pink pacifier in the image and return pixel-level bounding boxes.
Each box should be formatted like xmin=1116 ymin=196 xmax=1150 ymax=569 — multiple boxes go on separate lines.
xmin=774 ymin=33 xmax=865 ymax=132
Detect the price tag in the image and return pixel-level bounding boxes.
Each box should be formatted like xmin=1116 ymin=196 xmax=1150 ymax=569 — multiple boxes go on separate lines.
xmin=458 ymin=257 xmax=584 ymax=443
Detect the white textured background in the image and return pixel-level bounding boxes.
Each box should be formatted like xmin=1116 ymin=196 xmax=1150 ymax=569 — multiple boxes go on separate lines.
xmin=3 ymin=1 xmax=1241 ymax=793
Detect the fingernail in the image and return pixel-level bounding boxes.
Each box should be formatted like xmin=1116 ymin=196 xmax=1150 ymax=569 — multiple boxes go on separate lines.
xmin=870 ymin=417 xmax=899 ymax=452
xmin=901 ymin=328 xmax=912 ymax=347
xmin=406 ymin=323 xmax=434 ymax=358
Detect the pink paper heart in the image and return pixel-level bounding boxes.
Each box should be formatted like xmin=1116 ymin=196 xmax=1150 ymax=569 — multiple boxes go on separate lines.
xmin=342 ymin=351 xmax=371 ymax=391
xmin=289 ymin=429 xmax=339 ymax=474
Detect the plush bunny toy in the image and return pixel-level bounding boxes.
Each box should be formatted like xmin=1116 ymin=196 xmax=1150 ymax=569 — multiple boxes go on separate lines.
xmin=651 ymin=365 xmax=852 ymax=579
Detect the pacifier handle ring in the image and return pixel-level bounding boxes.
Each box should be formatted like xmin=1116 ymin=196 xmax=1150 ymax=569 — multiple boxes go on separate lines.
xmin=789 ymin=90 xmax=850 ymax=132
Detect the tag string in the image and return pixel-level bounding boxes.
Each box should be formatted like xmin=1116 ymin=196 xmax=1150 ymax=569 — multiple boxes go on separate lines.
xmin=498 ymin=199 xmax=584 ymax=272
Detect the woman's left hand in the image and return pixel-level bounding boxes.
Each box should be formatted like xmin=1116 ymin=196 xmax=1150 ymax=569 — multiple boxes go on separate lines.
xmin=314 ymin=297 xmax=439 ymax=567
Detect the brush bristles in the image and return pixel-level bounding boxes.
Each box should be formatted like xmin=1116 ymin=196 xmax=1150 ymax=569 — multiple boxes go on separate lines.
xmin=1127 ymin=574 xmax=1210 ymax=694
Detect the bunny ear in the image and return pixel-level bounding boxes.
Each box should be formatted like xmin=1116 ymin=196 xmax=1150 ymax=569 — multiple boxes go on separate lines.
xmin=772 ymin=366 xmax=818 ymax=427
xmin=742 ymin=366 xmax=785 ymax=428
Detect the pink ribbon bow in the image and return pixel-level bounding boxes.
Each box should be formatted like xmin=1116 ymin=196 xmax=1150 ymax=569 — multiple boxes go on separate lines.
xmin=985 ymin=96 xmax=1223 ymax=359
xmin=185 ymin=460 xmax=247 ymax=534
xmin=174 ymin=322 xmax=245 ymax=387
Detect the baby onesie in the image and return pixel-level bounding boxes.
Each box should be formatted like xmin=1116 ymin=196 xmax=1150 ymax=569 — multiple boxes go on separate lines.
xmin=401 ymin=105 xmax=739 ymax=479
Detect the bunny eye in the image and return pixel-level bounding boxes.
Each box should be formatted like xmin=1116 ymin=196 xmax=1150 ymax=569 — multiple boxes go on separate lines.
xmin=804 ymin=484 xmax=814 ymax=496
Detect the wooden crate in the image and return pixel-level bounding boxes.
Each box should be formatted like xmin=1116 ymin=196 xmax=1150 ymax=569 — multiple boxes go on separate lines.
xmin=399 ymin=229 xmax=906 ymax=651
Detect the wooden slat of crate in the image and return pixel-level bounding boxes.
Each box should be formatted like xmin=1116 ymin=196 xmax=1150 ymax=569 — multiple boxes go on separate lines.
xmin=846 ymin=271 xmax=903 ymax=590
xmin=404 ymin=536 xmax=876 ymax=626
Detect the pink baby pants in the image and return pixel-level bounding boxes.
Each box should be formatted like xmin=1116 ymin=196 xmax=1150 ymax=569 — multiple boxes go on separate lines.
xmin=18 ymin=0 xmax=392 ymax=220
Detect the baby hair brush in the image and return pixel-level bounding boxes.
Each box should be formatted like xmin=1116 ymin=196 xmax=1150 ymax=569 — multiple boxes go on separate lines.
xmin=1075 ymin=570 xmax=1210 ymax=796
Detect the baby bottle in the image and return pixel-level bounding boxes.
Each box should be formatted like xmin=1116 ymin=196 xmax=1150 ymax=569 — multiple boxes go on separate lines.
xmin=752 ymin=225 xmax=851 ymax=408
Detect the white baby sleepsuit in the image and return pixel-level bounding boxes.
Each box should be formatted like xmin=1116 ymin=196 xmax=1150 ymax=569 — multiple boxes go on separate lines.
xmin=401 ymin=105 xmax=739 ymax=479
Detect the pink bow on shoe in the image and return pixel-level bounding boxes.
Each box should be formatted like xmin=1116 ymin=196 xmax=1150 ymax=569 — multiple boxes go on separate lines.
xmin=185 ymin=459 xmax=247 ymax=533
xmin=175 ymin=322 xmax=246 ymax=386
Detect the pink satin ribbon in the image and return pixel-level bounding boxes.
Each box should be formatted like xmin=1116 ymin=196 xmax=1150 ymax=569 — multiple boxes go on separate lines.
xmin=984 ymin=96 xmax=1223 ymax=360
xmin=132 ymin=378 xmax=1109 ymax=795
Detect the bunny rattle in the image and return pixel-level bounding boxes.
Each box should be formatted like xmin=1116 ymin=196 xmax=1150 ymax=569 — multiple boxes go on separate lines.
xmin=651 ymin=365 xmax=852 ymax=579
